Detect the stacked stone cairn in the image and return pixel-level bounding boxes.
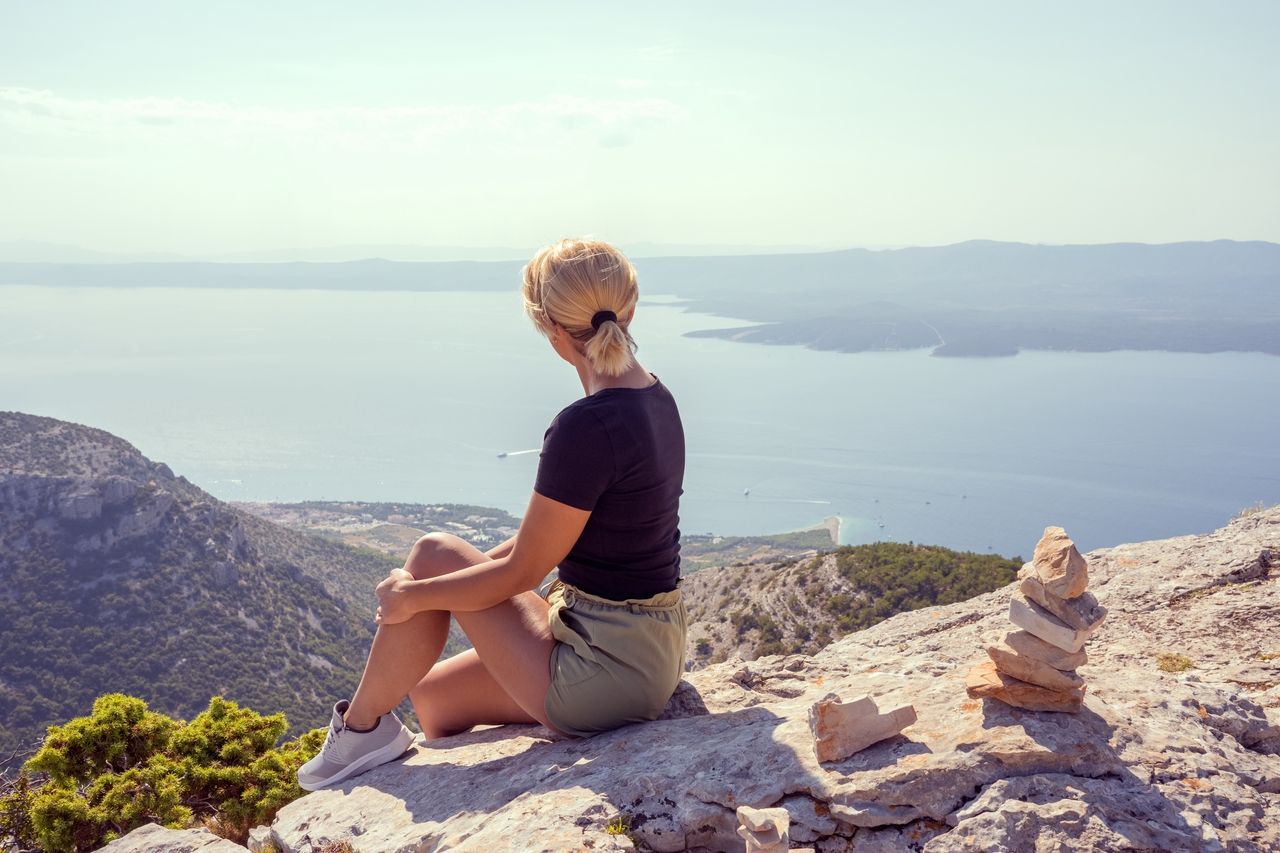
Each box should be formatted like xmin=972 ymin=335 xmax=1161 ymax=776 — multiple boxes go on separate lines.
xmin=735 ymin=806 xmax=791 ymax=853
xmin=966 ymin=526 xmax=1107 ymax=712
xmin=735 ymin=806 xmax=816 ymax=853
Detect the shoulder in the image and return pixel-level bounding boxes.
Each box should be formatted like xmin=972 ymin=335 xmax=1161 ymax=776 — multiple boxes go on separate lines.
xmin=545 ymin=398 xmax=609 ymax=439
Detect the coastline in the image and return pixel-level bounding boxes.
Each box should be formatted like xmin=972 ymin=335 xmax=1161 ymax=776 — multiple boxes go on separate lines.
xmin=803 ymin=515 xmax=841 ymax=546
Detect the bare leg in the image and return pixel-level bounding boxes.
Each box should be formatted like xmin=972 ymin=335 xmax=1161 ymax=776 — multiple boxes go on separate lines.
xmin=345 ymin=532 xmax=566 ymax=736
xmin=411 ymin=648 xmax=538 ymax=739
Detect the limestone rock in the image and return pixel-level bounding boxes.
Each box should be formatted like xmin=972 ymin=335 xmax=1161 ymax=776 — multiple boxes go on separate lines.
xmin=246 ymin=825 xmax=274 ymax=852
xmin=101 ymin=823 xmax=247 ymax=852
xmin=1032 ymin=525 xmax=1089 ymax=598
xmin=737 ymin=805 xmax=790 ymax=852
xmin=1020 ymin=575 xmax=1107 ymax=632
xmin=262 ymin=506 xmax=1280 ymax=852
xmin=808 ymin=693 xmax=917 ymax=762
xmin=1003 ymin=629 xmax=1088 ymax=670
xmin=57 ymin=488 xmax=103 ymax=520
xmin=986 ymin=641 xmax=1085 ymax=692
xmin=966 ymin=660 xmax=1085 ymax=712
xmin=1009 ymin=594 xmax=1092 ymax=652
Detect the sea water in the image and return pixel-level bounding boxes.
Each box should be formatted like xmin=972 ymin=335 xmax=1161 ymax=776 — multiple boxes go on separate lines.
xmin=3 ymin=284 xmax=1277 ymax=557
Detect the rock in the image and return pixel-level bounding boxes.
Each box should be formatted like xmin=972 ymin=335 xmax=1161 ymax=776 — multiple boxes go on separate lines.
xmin=737 ymin=805 xmax=790 ymax=852
xmin=965 ymin=660 xmax=1085 ymax=712
xmin=1009 ymin=594 xmax=1092 ymax=652
xmin=1032 ymin=526 xmax=1090 ymax=598
xmin=101 ymin=823 xmax=247 ymax=851
xmin=246 ymin=825 xmax=275 ymax=852
xmin=1003 ymin=629 xmax=1088 ymax=670
xmin=57 ymin=488 xmax=103 ymax=520
xmin=101 ymin=475 xmax=138 ymax=506
xmin=986 ymin=640 xmax=1085 ymax=692
xmin=1020 ymin=576 xmax=1107 ymax=632
xmin=778 ymin=794 xmax=841 ymax=842
xmin=807 ymin=694 xmax=917 ymax=762
xmin=939 ymin=773 xmax=1219 ymax=852
xmin=263 ymin=507 xmax=1280 ymax=852
xmin=115 ymin=490 xmax=176 ymax=539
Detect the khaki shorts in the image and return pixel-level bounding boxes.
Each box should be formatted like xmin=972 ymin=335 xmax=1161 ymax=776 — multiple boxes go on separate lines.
xmin=541 ymin=577 xmax=687 ymax=738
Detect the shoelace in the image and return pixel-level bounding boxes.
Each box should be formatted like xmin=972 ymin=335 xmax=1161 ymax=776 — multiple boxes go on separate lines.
xmin=319 ymin=719 xmax=355 ymax=761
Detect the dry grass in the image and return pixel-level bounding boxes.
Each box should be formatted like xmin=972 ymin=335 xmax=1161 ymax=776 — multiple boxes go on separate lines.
xmin=1232 ymin=501 xmax=1267 ymax=520
xmin=318 ymin=841 xmax=358 ymax=853
xmin=1156 ymin=652 xmax=1196 ymax=673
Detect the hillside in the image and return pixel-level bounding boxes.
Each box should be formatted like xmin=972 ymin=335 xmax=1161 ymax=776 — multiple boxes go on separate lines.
xmin=0 ymin=412 xmax=410 ymax=757
xmin=683 ymin=543 xmax=1022 ymax=666
xmin=214 ymin=505 xmax=1278 ymax=852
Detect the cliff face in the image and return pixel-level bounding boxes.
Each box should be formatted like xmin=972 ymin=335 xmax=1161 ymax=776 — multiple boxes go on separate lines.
xmin=255 ymin=507 xmax=1279 ymax=852
xmin=0 ymin=412 xmax=403 ymax=753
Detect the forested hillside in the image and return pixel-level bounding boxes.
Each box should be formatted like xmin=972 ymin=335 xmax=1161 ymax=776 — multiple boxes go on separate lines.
xmin=0 ymin=412 xmax=411 ymax=758
xmin=683 ymin=542 xmax=1022 ymax=665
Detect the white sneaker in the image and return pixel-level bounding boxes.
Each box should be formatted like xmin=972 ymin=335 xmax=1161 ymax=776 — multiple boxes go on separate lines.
xmin=296 ymin=699 xmax=417 ymax=791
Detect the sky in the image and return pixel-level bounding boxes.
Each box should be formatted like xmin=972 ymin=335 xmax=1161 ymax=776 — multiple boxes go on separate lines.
xmin=1 ymin=1 xmax=1278 ymax=255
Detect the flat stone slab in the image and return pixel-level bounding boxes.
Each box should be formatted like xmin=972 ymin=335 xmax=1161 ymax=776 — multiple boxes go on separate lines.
xmin=987 ymin=641 xmax=1085 ymax=692
xmin=966 ymin=660 xmax=1085 ymax=713
xmin=1009 ymin=594 xmax=1093 ymax=653
xmin=737 ymin=805 xmax=790 ymax=852
xmin=1020 ymin=576 xmax=1108 ymax=632
xmin=1003 ymin=629 xmax=1088 ymax=671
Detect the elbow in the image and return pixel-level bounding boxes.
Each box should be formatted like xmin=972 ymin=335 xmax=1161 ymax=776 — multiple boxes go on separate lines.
xmin=507 ymin=556 xmax=550 ymax=597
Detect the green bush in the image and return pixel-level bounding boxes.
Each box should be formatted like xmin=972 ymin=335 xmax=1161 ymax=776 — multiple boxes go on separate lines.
xmin=1 ymin=693 xmax=324 ymax=852
xmin=823 ymin=543 xmax=1019 ymax=634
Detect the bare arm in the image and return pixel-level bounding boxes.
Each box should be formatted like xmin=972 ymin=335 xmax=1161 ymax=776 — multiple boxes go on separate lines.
xmin=406 ymin=490 xmax=589 ymax=613
xmin=484 ymin=533 xmax=518 ymax=560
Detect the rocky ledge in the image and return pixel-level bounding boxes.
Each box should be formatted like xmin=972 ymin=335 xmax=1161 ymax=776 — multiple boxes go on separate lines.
xmin=137 ymin=508 xmax=1280 ymax=851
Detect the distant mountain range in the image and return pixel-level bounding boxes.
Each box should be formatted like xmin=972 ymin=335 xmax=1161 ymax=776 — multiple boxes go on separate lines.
xmin=2 ymin=239 xmax=1277 ymax=357
xmin=0 ymin=240 xmax=842 ymax=264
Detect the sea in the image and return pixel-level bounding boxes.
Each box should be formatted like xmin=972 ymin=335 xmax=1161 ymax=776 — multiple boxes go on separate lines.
xmin=4 ymin=284 xmax=1278 ymax=559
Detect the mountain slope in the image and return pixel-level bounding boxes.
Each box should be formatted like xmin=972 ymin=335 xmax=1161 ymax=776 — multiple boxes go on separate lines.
xmin=0 ymin=412 xmax=404 ymax=756
xmin=682 ymin=543 xmax=1022 ymax=665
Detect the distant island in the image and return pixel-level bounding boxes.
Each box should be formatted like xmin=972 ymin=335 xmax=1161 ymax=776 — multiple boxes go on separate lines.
xmin=3 ymin=239 xmax=1277 ymax=358
xmin=644 ymin=239 xmax=1280 ymax=358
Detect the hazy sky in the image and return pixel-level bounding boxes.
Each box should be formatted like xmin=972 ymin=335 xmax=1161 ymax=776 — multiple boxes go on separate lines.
xmin=2 ymin=1 xmax=1277 ymax=254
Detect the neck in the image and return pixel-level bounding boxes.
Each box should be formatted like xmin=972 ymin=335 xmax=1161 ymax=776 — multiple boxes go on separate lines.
xmin=576 ymin=361 xmax=653 ymax=396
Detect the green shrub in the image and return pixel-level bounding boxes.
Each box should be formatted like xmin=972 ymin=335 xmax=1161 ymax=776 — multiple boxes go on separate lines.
xmin=1 ymin=693 xmax=325 ymax=852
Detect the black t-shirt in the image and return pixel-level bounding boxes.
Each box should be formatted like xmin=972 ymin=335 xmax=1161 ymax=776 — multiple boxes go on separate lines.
xmin=533 ymin=372 xmax=685 ymax=600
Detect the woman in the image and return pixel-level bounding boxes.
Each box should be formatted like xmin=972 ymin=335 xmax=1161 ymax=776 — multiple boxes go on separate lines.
xmin=298 ymin=237 xmax=687 ymax=791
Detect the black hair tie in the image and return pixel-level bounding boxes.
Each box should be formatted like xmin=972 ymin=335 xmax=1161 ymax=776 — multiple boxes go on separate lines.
xmin=590 ymin=310 xmax=618 ymax=332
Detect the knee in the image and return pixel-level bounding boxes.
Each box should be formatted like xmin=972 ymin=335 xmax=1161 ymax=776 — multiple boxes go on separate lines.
xmin=405 ymin=532 xmax=472 ymax=581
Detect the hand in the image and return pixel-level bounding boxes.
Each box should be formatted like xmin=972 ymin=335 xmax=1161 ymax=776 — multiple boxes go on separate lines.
xmin=374 ymin=568 xmax=419 ymax=626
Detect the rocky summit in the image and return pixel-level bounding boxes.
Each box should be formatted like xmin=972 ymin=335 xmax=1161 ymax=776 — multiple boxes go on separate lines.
xmin=205 ymin=506 xmax=1280 ymax=852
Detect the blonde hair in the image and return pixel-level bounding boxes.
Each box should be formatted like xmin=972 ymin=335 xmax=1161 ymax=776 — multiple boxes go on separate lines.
xmin=521 ymin=238 xmax=639 ymax=377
